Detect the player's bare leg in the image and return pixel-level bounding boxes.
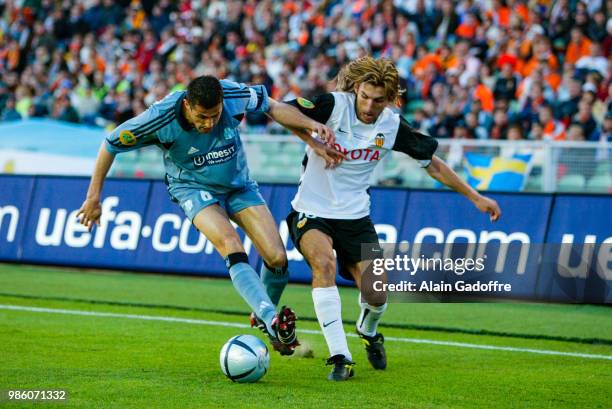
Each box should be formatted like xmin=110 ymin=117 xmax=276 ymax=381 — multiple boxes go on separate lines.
xmin=300 ymin=230 xmax=355 ymax=380
xmin=299 ymin=230 xmax=336 ymax=287
xmin=345 ymin=261 xmax=388 ymax=370
xmin=192 ymin=205 xmax=297 ymax=354
xmin=193 ymin=204 xmax=247 ymax=258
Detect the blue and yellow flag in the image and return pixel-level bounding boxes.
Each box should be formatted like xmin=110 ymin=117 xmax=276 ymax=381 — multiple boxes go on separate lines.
xmin=464 ymin=152 xmax=532 ymax=191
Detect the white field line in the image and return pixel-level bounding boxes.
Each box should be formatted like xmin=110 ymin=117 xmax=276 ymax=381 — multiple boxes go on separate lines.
xmin=1 ymin=304 xmax=611 ymax=361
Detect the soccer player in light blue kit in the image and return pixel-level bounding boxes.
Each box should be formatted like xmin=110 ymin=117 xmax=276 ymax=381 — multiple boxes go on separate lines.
xmin=77 ymin=76 xmax=342 ymax=355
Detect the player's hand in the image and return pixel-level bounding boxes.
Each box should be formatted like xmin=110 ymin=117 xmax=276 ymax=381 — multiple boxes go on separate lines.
xmin=311 ymin=123 xmax=336 ymax=146
xmin=474 ymin=195 xmax=501 ymax=222
xmin=77 ymin=198 xmax=102 ymax=232
xmin=311 ymin=139 xmax=344 ymax=169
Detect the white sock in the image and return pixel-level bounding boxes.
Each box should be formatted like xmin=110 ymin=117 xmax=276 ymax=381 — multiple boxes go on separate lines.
xmin=357 ymin=299 xmax=388 ymax=337
xmin=312 ymin=286 xmax=351 ymax=360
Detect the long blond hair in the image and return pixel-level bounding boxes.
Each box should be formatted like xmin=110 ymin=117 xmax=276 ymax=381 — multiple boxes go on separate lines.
xmin=335 ymin=56 xmax=403 ymax=103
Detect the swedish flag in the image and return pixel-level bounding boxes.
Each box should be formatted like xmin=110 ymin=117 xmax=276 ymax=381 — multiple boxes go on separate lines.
xmin=464 ymin=152 xmax=532 ymax=191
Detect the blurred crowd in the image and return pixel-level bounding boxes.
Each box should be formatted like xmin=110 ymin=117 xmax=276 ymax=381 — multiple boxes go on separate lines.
xmin=0 ymin=0 xmax=611 ymax=143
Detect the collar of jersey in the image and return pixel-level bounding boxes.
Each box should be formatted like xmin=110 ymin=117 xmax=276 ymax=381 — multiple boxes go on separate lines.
xmin=175 ymin=92 xmax=194 ymax=132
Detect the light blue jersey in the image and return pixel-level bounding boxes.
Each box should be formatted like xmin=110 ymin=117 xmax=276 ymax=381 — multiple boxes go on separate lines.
xmin=105 ymin=80 xmax=269 ymax=194
xmin=105 ymin=80 xmax=290 ymax=332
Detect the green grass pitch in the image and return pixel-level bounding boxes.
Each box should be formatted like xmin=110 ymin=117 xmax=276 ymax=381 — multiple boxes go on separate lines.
xmin=0 ymin=263 xmax=610 ymax=408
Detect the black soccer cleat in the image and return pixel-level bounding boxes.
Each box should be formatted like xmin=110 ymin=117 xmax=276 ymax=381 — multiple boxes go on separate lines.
xmin=249 ymin=306 xmax=299 ymax=356
xmin=326 ymin=354 xmax=355 ymax=381
xmin=357 ymin=331 xmax=387 ymax=370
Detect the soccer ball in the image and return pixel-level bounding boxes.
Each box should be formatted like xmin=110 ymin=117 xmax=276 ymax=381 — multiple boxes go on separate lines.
xmin=219 ymin=335 xmax=270 ymax=383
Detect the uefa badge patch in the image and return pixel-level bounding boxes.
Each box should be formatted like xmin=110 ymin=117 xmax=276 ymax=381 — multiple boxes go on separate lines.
xmin=119 ymin=130 xmax=137 ymax=146
xmin=375 ymin=133 xmax=385 ymax=148
xmin=297 ymin=97 xmax=315 ymax=109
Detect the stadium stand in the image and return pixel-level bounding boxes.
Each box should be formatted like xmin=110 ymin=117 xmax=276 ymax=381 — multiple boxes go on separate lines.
xmin=0 ymin=0 xmax=610 ymax=192
xmin=0 ymin=0 xmax=610 ymax=138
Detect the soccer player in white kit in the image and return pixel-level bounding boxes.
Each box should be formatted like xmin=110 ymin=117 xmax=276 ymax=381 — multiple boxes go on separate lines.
xmin=285 ymin=57 xmax=501 ymax=380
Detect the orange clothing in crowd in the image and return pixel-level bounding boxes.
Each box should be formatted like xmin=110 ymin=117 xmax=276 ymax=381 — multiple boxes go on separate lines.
xmin=360 ymin=5 xmax=376 ymax=22
xmin=119 ymin=61 xmax=132 ymax=76
xmin=131 ymin=9 xmax=146 ymax=29
xmin=412 ymin=53 xmax=442 ymax=78
xmin=486 ymin=7 xmax=510 ymax=27
xmin=518 ymin=39 xmax=532 ymax=60
xmin=442 ymin=54 xmax=460 ymax=71
xmin=516 ymin=76 xmax=562 ymax=100
xmin=514 ymin=3 xmax=530 ymax=23
xmin=308 ymin=13 xmax=325 ymax=27
xmin=474 ymin=84 xmax=494 ymax=112
xmin=516 ymin=79 xmax=528 ymax=99
xmin=6 ymin=48 xmax=20 ymax=71
xmin=515 ymin=77 xmax=546 ymax=100
xmin=82 ymin=55 xmax=106 ymax=76
xmin=297 ymin=30 xmax=309 ymax=46
xmin=565 ymin=37 xmax=592 ymax=65
xmin=543 ymin=120 xmax=566 ymax=141
xmin=545 ymin=72 xmax=561 ymax=91
xmin=456 ymin=22 xmax=478 ymax=38
xmin=494 ymin=7 xmax=511 ymax=28
xmin=519 ymin=54 xmax=559 ymax=77
xmin=282 ymin=1 xmax=298 ymax=13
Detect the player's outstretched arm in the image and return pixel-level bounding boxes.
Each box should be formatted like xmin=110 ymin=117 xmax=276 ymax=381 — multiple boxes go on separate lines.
xmin=426 ymin=155 xmax=502 ymax=222
xmin=267 ymin=98 xmax=336 ymax=145
xmin=77 ymin=143 xmax=116 ymax=231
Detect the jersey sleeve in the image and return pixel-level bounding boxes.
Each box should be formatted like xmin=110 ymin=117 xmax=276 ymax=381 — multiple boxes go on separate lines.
xmin=285 ymin=93 xmax=335 ymax=124
xmin=105 ymin=105 xmax=176 ymax=154
xmin=392 ymin=118 xmax=439 ymax=167
xmin=221 ymin=80 xmax=270 ymax=116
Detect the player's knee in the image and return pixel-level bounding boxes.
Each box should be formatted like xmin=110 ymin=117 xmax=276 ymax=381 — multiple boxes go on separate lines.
xmin=263 ymin=249 xmax=287 ymax=269
xmin=310 ymin=253 xmax=335 ymax=273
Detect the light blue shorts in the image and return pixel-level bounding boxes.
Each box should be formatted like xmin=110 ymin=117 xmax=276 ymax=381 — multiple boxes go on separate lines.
xmin=166 ymin=180 xmax=265 ymax=221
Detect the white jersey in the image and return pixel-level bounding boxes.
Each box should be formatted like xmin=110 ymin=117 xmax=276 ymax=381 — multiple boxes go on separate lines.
xmin=289 ymin=92 xmax=438 ymax=219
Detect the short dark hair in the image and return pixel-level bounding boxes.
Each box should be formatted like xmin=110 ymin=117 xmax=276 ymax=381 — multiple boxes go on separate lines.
xmin=508 ymin=122 xmax=524 ymax=133
xmin=186 ymin=76 xmax=223 ymax=109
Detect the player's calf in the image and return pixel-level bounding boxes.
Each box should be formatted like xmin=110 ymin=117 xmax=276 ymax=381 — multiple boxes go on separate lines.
xmin=261 ymin=250 xmax=288 ymax=269
xmin=310 ymin=254 xmax=337 ymax=288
